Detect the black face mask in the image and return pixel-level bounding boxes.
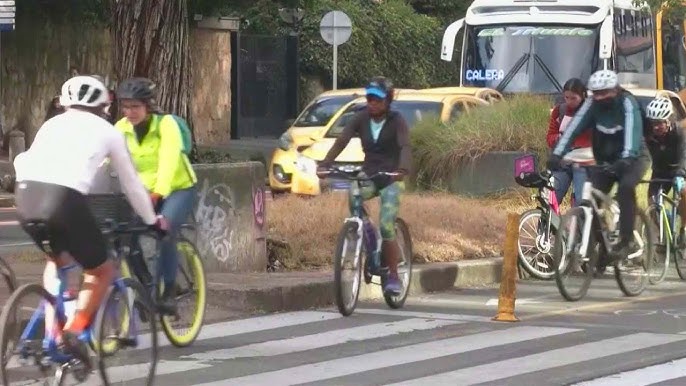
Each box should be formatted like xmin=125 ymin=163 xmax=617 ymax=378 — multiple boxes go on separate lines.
xmin=595 ymin=97 xmax=616 ymax=110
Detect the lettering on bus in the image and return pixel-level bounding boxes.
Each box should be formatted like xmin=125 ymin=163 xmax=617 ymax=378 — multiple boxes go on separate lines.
xmin=478 ymin=27 xmax=594 ymax=37
xmin=465 ymin=69 xmax=505 ymax=81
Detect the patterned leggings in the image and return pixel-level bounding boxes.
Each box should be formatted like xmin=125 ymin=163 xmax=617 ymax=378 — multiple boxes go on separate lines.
xmin=348 ymin=181 xmax=401 ymax=240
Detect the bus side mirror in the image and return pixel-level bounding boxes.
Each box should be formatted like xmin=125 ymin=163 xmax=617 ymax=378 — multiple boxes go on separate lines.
xmin=441 ymin=18 xmax=465 ymax=62
xmin=599 ymin=15 xmax=613 ymax=62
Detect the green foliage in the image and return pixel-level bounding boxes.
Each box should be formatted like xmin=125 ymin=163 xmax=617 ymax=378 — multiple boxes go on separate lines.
xmin=634 ymin=0 xmax=686 ymax=19
xmin=409 ymin=0 xmax=470 ymax=23
xmin=411 ymin=95 xmax=551 ymax=189
xmin=298 ymin=0 xmax=459 ymax=88
xmin=17 ymin=0 xmax=109 ymax=25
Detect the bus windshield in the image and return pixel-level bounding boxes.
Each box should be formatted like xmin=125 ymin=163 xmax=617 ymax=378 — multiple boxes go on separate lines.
xmin=462 ymin=24 xmax=601 ymax=94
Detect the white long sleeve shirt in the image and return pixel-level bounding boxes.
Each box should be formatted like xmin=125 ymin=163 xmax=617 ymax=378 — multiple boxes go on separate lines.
xmin=14 ymin=109 xmax=157 ymax=225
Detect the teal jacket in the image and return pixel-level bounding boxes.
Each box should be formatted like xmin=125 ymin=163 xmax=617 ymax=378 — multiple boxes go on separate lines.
xmin=553 ymin=90 xmax=644 ymax=164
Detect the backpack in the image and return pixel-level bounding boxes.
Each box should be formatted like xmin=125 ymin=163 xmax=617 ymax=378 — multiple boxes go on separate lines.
xmin=157 ymin=114 xmax=193 ymax=155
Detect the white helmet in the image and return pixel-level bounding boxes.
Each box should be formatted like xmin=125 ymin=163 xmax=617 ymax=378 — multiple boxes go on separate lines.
xmin=59 ymin=75 xmax=110 ymax=108
xmin=587 ymin=70 xmax=619 ymax=91
xmin=646 ymin=97 xmax=674 ymax=120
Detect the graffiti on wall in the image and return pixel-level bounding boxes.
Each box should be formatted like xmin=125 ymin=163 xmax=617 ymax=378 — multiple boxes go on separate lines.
xmin=252 ymin=185 xmax=265 ymax=231
xmin=194 ymin=178 xmax=237 ymax=264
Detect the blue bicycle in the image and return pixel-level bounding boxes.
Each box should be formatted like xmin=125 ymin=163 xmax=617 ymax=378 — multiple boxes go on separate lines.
xmin=0 ymin=220 xmax=160 ymax=386
xmin=320 ymin=165 xmax=413 ymax=316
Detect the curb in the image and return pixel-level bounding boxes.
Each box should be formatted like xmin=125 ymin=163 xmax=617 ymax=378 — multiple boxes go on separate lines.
xmin=0 ymin=195 xmax=14 ymax=208
xmin=208 ymin=257 xmax=503 ymax=313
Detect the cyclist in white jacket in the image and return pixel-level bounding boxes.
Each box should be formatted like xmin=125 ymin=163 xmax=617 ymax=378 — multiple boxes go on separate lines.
xmin=13 ymin=75 xmax=168 ymax=368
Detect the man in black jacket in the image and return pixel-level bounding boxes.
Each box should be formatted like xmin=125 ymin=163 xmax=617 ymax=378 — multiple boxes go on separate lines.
xmin=644 ymin=97 xmax=686 ymax=244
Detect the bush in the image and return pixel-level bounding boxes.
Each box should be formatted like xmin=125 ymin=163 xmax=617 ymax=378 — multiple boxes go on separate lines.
xmin=411 ymin=95 xmax=552 ymax=188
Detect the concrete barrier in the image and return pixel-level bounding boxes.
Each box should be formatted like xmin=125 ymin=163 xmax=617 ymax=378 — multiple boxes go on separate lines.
xmin=446 ymin=151 xmax=535 ymax=196
xmin=90 ymin=161 xmax=267 ymax=273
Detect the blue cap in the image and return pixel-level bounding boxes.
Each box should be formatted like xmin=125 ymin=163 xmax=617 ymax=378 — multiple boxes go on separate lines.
xmin=365 ymin=86 xmax=387 ymax=99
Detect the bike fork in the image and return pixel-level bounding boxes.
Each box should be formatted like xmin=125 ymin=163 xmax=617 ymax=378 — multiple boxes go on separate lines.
xmin=572 ymin=206 xmax=594 ymax=258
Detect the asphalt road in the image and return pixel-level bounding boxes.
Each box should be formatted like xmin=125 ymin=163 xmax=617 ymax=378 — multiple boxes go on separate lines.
xmin=5 ymin=269 xmax=686 ymax=385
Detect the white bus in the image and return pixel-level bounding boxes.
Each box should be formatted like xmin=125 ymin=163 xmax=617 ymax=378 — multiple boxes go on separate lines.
xmin=440 ymin=0 xmax=655 ymax=95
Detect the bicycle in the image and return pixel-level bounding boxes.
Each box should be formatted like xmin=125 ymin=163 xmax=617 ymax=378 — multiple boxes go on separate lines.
xmin=514 ymin=154 xmax=584 ymax=280
xmin=319 ymin=165 xmax=413 ymax=317
xmin=0 ymin=254 xmax=18 ymax=294
xmin=642 ymin=178 xmax=686 ymax=283
xmin=88 ymin=193 xmax=206 ymax=348
xmin=0 ymin=220 xmax=159 ymax=386
xmin=553 ymin=163 xmax=654 ymax=301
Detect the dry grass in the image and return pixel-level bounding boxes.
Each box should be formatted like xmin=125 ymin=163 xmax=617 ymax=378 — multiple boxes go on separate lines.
xmin=267 ymin=191 xmax=513 ymax=270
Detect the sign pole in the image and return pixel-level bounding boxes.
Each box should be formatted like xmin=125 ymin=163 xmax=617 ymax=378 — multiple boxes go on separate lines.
xmin=332 ymin=11 xmax=337 ymax=90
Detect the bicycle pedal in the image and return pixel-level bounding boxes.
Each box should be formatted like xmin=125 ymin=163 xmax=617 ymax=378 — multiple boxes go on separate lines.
xmin=118 ymin=337 xmax=138 ymax=348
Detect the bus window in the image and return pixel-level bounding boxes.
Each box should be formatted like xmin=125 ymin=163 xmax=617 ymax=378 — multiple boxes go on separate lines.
xmin=614 ymin=8 xmax=655 ymax=76
xmin=661 ymin=19 xmax=686 ymax=92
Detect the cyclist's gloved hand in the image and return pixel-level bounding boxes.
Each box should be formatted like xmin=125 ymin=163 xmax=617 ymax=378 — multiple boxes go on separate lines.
xmin=675 ymin=176 xmax=685 ymax=193
xmin=150 ymin=215 xmax=170 ymax=238
xmin=546 ymin=154 xmax=563 ymax=171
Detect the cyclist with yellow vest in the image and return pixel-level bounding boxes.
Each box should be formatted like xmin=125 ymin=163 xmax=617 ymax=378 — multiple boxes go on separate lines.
xmin=115 ymin=77 xmax=198 ymax=314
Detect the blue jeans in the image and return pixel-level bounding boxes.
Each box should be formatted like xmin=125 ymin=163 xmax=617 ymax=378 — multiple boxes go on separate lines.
xmin=158 ymin=185 xmax=197 ymax=288
xmin=552 ymin=164 xmax=587 ymax=206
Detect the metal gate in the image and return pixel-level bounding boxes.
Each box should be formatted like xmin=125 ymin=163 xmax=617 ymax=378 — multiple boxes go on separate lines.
xmin=235 ymin=34 xmax=298 ymax=138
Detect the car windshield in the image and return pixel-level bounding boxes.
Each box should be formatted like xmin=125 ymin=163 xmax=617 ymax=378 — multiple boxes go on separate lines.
xmin=293 ymin=95 xmax=358 ymax=127
xmin=326 ymin=101 xmax=443 ymax=137
xmin=462 ymin=24 xmax=600 ymax=94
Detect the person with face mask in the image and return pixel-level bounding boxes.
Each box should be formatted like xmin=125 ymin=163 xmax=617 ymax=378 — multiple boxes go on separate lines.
xmin=547 ymin=69 xmax=650 ymax=262
xmin=644 ymin=97 xmax=686 ymax=243
xmin=316 ymin=76 xmax=412 ymax=296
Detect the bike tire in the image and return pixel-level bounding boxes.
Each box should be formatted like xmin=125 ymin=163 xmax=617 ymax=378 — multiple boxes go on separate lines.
xmin=0 ymin=256 xmax=18 ymax=293
xmin=644 ymin=204 xmax=668 ymax=285
xmin=615 ymin=211 xmax=654 ymax=297
xmin=554 ymin=207 xmax=596 ymax=301
xmin=159 ymin=237 xmax=207 ymax=348
xmin=0 ymin=283 xmax=54 ymax=386
xmin=334 ymin=221 xmax=363 ymax=316
xmin=517 ymin=208 xmax=556 ymax=280
xmin=97 ymin=277 xmax=157 ymax=386
xmin=384 ymin=218 xmax=413 ymax=309
xmin=672 ymin=214 xmax=686 ymax=280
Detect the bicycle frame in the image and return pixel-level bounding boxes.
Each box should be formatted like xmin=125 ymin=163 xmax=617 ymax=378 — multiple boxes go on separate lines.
xmin=17 ymin=259 xmax=137 ymax=368
xmin=572 ymin=181 xmax=643 ymax=261
xmin=650 ymin=183 xmax=681 ymax=249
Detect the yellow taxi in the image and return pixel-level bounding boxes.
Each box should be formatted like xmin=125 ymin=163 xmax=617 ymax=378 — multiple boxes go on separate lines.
xmin=269 ymin=88 xmax=415 ymax=192
xmin=289 ymin=92 xmax=490 ymax=195
xmin=420 ymin=86 xmax=503 ymax=104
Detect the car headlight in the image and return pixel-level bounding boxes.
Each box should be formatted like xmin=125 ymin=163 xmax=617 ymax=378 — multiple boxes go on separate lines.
xmin=295 ymin=154 xmax=317 ymax=175
xmin=278 ymin=132 xmax=293 ymax=151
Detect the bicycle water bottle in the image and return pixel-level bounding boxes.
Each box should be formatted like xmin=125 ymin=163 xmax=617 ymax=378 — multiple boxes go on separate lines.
xmin=363 ymin=219 xmax=380 ymax=270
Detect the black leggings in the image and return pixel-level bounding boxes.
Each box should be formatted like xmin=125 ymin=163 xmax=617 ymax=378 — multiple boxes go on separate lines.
xmin=589 ymin=159 xmax=648 ymax=243
xmin=15 ymin=180 xmax=107 ymax=269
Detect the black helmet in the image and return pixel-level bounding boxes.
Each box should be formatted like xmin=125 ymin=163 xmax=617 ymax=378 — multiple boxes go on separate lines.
xmin=116 ymin=77 xmax=156 ymax=100
xmin=365 ymin=76 xmax=394 ymax=102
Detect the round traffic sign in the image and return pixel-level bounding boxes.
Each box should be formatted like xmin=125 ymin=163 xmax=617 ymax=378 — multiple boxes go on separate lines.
xmin=319 ymin=10 xmax=352 ymax=46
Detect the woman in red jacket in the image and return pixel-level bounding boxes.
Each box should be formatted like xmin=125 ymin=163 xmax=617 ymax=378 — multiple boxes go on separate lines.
xmin=546 ymin=78 xmax=593 ymax=206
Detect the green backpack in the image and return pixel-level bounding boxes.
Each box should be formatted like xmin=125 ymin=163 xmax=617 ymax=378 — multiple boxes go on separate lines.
xmin=157 ymin=114 xmax=193 ymax=155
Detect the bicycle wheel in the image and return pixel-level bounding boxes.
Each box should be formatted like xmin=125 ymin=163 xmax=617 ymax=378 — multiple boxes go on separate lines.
xmin=384 ymin=218 xmax=413 ymax=309
xmin=517 ymin=209 xmax=556 ymax=280
xmin=554 ymin=207 xmax=597 ymax=301
xmin=334 ymin=221 xmax=363 ymax=316
xmin=672 ymin=214 xmax=686 ymax=280
xmin=0 ymin=283 xmax=53 ymax=386
xmin=97 ymin=277 xmax=157 ymax=386
xmin=615 ymin=211 xmax=654 ymax=297
xmin=0 ymin=256 xmax=17 ymax=294
xmin=645 ymin=204 xmax=668 ymax=284
xmin=159 ymin=237 xmax=206 ymax=347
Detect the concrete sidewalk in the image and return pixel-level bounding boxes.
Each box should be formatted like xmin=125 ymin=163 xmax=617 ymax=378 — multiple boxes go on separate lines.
xmin=5 ymin=257 xmax=503 ymax=313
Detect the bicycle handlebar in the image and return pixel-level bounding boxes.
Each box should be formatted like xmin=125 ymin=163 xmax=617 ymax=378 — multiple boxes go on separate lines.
xmin=100 ymin=219 xmax=165 ymax=239
xmin=317 ymin=167 xmax=401 ymax=181
xmin=639 ymin=178 xmax=674 ymax=184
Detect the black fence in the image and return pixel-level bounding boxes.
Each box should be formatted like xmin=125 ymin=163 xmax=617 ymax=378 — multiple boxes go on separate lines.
xmin=231 ymin=33 xmax=299 ymax=139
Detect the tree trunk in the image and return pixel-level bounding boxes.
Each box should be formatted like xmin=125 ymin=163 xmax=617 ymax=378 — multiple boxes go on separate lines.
xmin=109 ymin=0 xmax=197 ymax=159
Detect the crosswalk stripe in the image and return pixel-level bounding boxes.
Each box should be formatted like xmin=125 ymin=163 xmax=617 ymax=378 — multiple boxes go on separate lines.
xmin=386 ymin=332 xmax=686 ymax=385
xmin=192 ymin=325 xmax=580 ymax=385
xmin=77 ymin=360 xmax=211 ymax=386
xmin=572 ymin=357 xmax=686 ymax=386
xmin=183 ymin=318 xmax=462 ymax=361
xmin=135 ymin=310 xmax=341 ymax=350
xmin=352 ymin=308 xmax=493 ymax=322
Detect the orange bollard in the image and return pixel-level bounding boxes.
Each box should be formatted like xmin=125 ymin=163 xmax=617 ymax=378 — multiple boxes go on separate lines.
xmin=492 ymin=212 xmax=520 ymax=322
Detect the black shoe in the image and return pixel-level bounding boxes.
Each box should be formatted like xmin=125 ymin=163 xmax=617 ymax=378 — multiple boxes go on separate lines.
xmin=610 ymin=239 xmax=641 ymax=264
xmin=157 ymin=286 xmax=178 ymax=316
xmin=60 ymin=331 xmax=91 ymax=371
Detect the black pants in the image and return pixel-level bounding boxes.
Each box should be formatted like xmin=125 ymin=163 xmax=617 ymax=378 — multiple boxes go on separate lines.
xmin=15 ymin=180 xmax=107 ymax=269
xmin=589 ymin=159 xmax=648 ymax=244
